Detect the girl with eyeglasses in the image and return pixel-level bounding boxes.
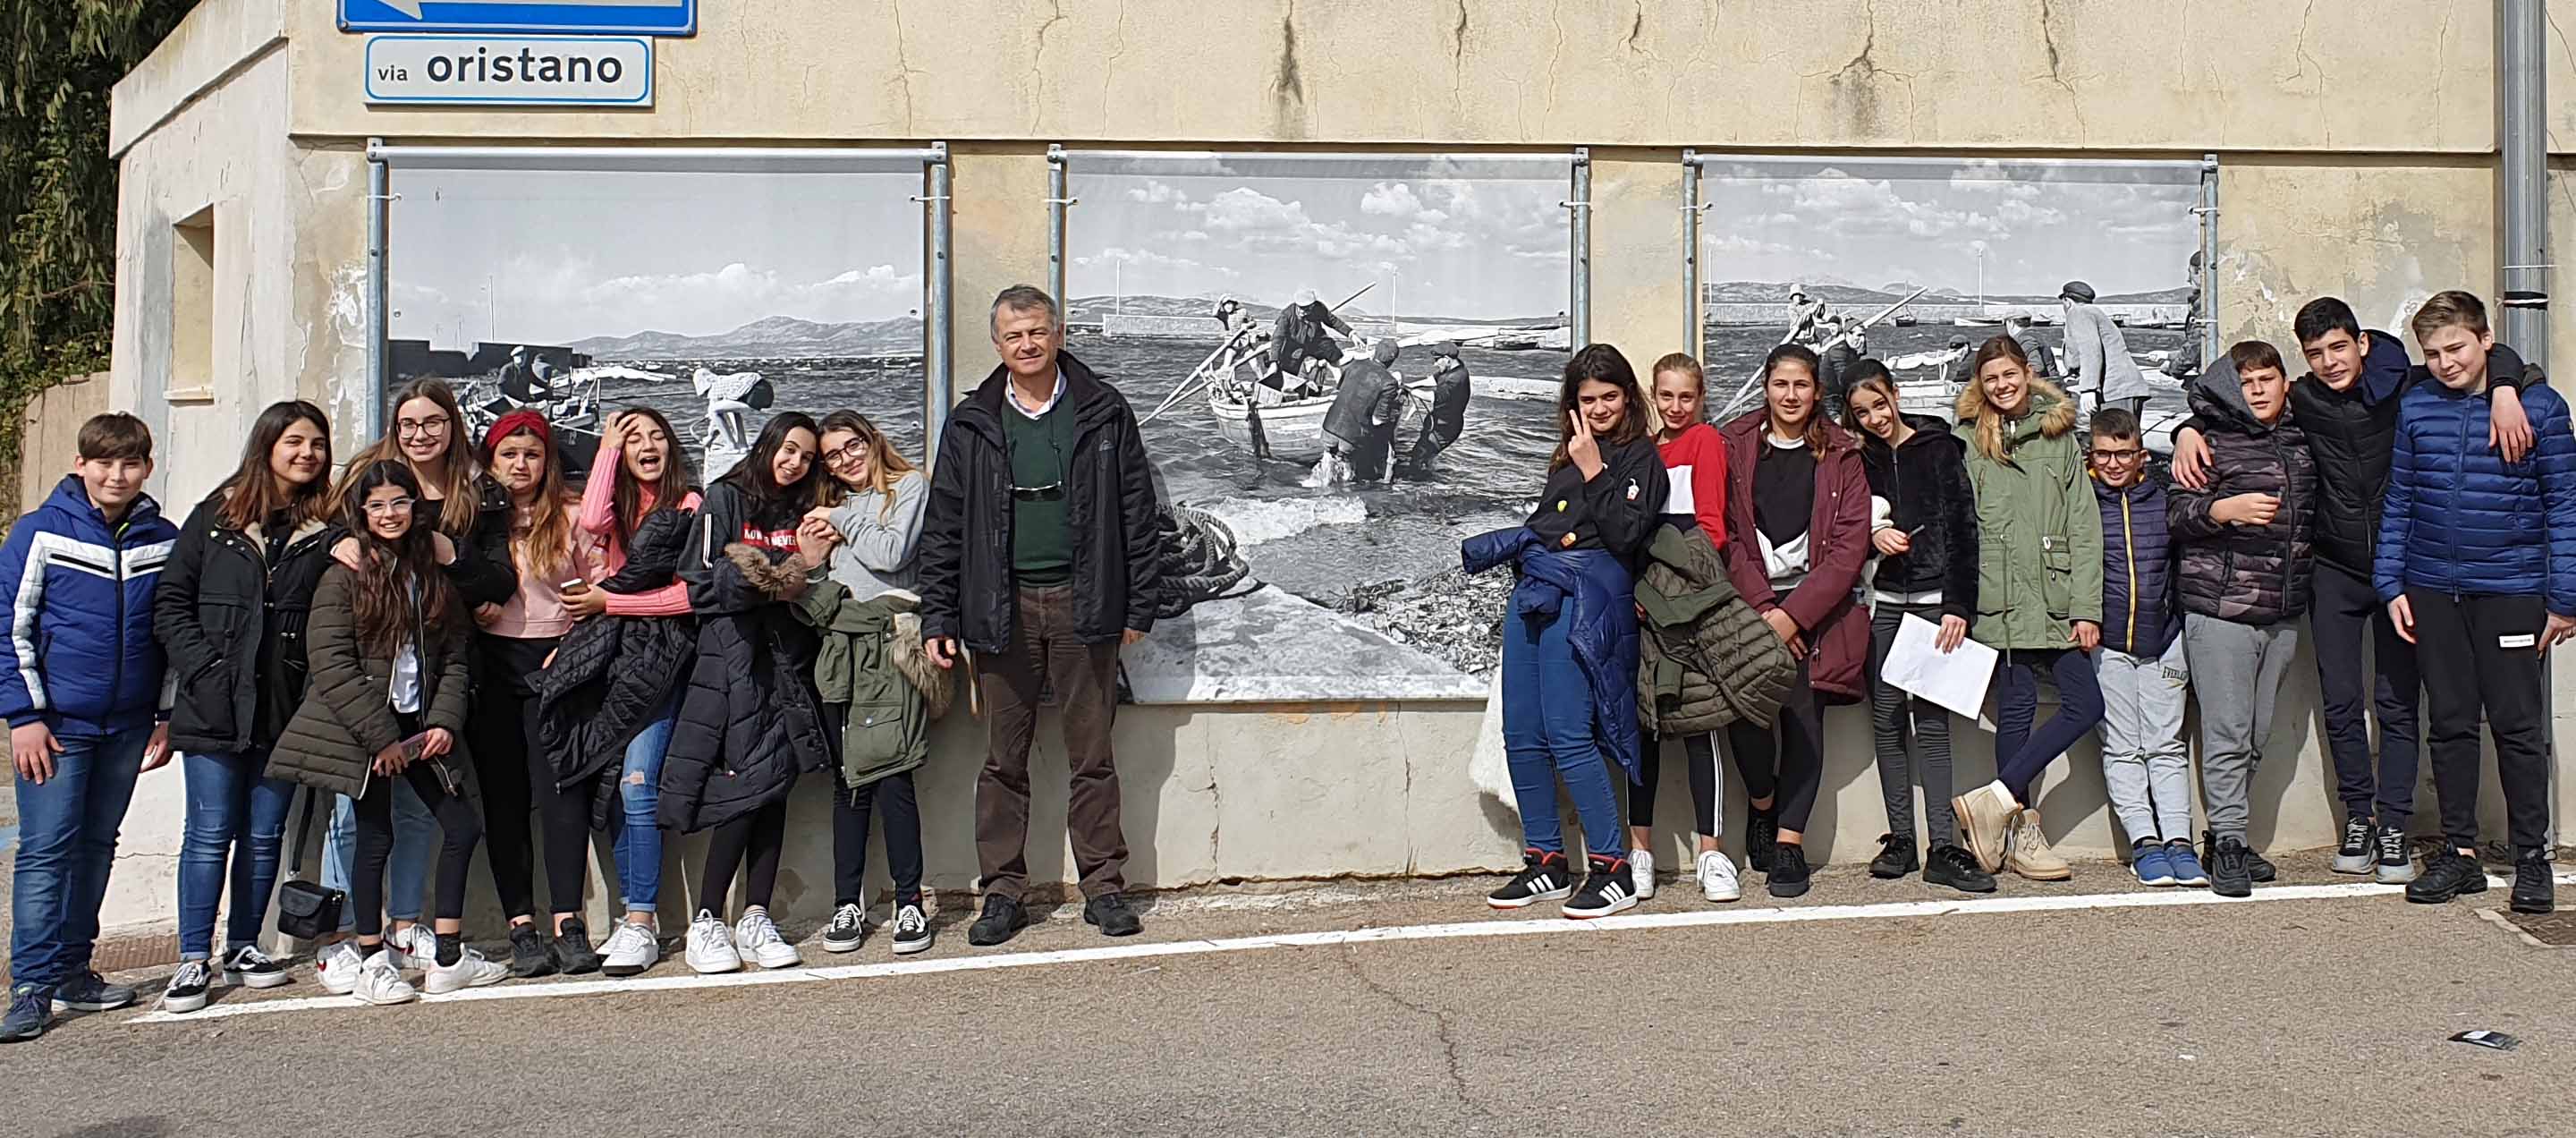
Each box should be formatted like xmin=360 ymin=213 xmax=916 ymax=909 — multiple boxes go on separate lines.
xmin=313 ymin=378 xmax=518 ymax=989
xmin=801 ymin=411 xmax=940 ymax=955
xmin=663 ymin=412 xmax=836 ymax=973
xmin=269 ymin=461 xmax=505 ymax=1005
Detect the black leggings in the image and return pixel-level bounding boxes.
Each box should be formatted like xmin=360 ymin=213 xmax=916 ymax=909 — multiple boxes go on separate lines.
xmin=1724 ymin=662 xmax=1825 ymax=834
xmin=1628 ymin=731 xmax=1721 ymax=837
xmin=538 ymin=759 xmax=598 ymax=917
xmin=468 ymin=635 xmax=557 ymax=921
xmin=352 ymin=747 xmax=484 ymax=939
xmin=700 ymin=799 xmax=788 ymax=913
xmin=826 ymin=703 xmax=926 ymax=908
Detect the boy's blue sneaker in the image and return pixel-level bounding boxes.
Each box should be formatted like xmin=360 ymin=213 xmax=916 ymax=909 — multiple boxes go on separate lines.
xmin=1 ymin=984 xmax=53 ymax=1043
xmin=51 ymin=971 xmax=136 ymax=1014
xmin=2164 ymin=840 xmax=2211 ymax=887
xmin=2131 ymin=842 xmax=2177 ymax=887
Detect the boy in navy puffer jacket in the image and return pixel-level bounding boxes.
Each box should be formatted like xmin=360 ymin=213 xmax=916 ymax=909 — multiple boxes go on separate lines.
xmin=2086 ymin=408 xmax=2201 ymax=890
xmin=2377 ymin=291 xmax=2576 ymax=916
xmin=1 ymin=413 xmax=176 ymax=1043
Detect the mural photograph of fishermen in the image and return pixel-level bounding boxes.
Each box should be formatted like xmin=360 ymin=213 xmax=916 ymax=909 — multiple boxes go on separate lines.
xmin=1695 ymin=157 xmax=2207 ymax=450
xmin=1063 ymin=152 xmax=1580 ymax=697
xmin=386 ymin=162 xmax=928 ymax=480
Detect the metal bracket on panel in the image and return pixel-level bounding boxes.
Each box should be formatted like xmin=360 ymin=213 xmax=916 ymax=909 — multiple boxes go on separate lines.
xmin=1044 ymin=198 xmax=1081 ymax=206
xmin=910 ymin=195 xmax=953 ymax=204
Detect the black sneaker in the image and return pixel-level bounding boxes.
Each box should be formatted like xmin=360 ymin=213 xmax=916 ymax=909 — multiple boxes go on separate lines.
xmin=1561 ymin=854 xmax=1640 ymax=919
xmin=891 ymin=902 xmax=935 ymax=955
xmin=2208 ymin=837 xmax=2254 ymax=898
xmin=1868 ymin=833 xmax=1919 ymax=879
xmin=1767 ymin=843 xmax=1812 ymax=898
xmin=2332 ymin=815 xmax=2375 ymax=875
xmin=2373 ymin=825 xmax=2419 ymax=885
xmin=1487 ymin=849 xmax=1573 ymax=909
xmin=160 ymin=960 xmax=214 ymax=1015
xmin=1924 ymin=843 xmax=1997 ymax=895
xmin=2511 ymin=850 xmax=2555 ymax=915
xmin=821 ymin=903 xmax=868 ymax=953
xmin=506 ymin=923 xmax=557 ymax=979
xmin=549 ymin=919 xmax=601 ymax=975
xmin=1083 ymin=893 xmax=1143 ymax=938
xmin=2406 ymin=851 xmax=2490 ymax=904
xmin=967 ymin=896 xmax=1028 ymax=947
xmin=2247 ymin=848 xmax=2278 ymax=883
xmin=1746 ymin=810 xmax=1780 ymax=874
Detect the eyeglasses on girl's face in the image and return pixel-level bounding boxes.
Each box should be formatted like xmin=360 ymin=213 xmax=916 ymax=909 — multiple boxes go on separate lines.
xmin=397 ymin=416 xmax=450 ymax=439
xmin=361 ymin=496 xmax=416 ymax=516
xmin=822 ymin=436 xmax=872 ymax=469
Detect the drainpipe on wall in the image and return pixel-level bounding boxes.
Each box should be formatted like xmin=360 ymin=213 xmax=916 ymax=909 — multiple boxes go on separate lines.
xmin=2497 ymin=0 xmax=2556 ymax=846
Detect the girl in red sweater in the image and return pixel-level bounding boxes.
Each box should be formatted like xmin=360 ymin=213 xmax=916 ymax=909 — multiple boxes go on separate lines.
xmin=1625 ymin=353 xmax=1741 ymax=904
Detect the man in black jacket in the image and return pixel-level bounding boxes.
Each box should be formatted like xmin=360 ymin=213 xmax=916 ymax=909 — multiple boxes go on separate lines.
xmin=919 ymin=284 xmax=1163 ymax=946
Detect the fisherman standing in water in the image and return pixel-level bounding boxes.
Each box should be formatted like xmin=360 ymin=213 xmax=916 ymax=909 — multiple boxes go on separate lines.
xmin=1786 ymin=284 xmax=1826 ymax=344
xmin=1399 ymin=343 xmax=1473 ymax=477
xmin=1274 ymin=287 xmax=1355 ymax=393
xmin=1313 ymin=340 xmax=1405 ymax=487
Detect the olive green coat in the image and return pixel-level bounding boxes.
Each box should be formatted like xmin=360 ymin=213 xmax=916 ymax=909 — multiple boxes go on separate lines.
xmin=267 ymin=566 xmax=475 ymax=800
xmin=796 ymin=584 xmax=951 ymax=791
xmin=1953 ymin=382 xmax=2105 ymax=651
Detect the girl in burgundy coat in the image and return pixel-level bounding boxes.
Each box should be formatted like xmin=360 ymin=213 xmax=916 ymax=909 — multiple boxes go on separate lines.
xmin=1718 ymin=344 xmax=1873 ymax=898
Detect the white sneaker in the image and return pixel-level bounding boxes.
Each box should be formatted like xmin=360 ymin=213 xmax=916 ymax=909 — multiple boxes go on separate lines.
xmin=421 ymin=946 xmax=510 ymax=995
xmin=733 ymin=907 xmax=802 ymax=969
xmin=685 ymin=910 xmax=741 ymax=974
xmin=1698 ymin=850 xmax=1743 ymax=903
xmin=315 ymin=941 xmax=366 ymax=996
xmin=598 ymin=921 xmax=660 ymax=977
xmin=1629 ymin=848 xmax=1657 ymax=901
xmin=386 ymin=923 xmax=439 ymax=971
xmin=350 ymin=951 xmax=417 ymax=1006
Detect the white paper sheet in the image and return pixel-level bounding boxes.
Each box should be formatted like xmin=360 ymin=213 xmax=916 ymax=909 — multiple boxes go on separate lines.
xmin=1882 ymin=612 xmax=1997 ymax=721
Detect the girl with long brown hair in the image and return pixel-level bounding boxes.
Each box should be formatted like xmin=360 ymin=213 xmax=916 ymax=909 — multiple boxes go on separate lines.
xmin=468 ymin=411 xmax=606 ymax=978
xmin=1948 ymin=335 xmax=2104 ymax=884
xmin=804 ymin=410 xmax=938 ymax=955
xmin=1716 ymin=343 xmax=1873 ymax=898
xmin=1469 ymin=344 xmax=1667 ymax=920
xmin=154 ymin=402 xmax=344 ymax=1011
xmin=269 ymin=461 xmax=506 ymax=1006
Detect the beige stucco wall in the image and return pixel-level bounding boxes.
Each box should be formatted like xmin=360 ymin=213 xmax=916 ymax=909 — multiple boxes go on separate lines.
xmin=72 ymin=0 xmax=2576 ymax=943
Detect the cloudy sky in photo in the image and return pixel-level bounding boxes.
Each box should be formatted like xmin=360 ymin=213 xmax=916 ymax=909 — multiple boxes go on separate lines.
xmin=391 ymin=167 xmax=924 ymax=347
xmin=1699 ymin=157 xmax=2202 ymax=298
xmin=1069 ymin=154 xmax=1572 ymax=321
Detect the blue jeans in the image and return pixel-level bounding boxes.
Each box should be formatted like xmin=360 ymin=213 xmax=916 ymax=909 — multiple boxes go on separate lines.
xmin=324 ymin=779 xmax=435 ymax=929
xmin=1499 ymin=604 xmax=1625 ymax=860
xmin=175 ymin=749 xmax=295 ymax=960
xmin=8 ymin=725 xmax=150 ymax=989
xmin=610 ymin=701 xmax=676 ymax=912
xmin=1993 ymin=649 xmax=2107 ymax=804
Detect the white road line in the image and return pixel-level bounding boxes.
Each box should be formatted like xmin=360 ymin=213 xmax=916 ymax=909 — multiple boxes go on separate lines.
xmin=130 ymin=878 xmax=2441 ymax=1025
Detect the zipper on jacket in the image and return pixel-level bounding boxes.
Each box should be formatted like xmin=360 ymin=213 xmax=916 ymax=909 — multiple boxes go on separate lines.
xmin=2449 ymin=399 xmax=2469 ymax=589
xmin=2121 ymin=496 xmax=2137 ymax=655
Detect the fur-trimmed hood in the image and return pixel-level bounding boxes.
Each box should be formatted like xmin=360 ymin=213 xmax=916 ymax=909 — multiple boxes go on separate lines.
xmin=1953 ymin=377 xmax=2079 ymax=437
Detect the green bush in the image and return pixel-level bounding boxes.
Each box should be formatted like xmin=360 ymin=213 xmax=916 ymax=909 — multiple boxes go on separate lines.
xmin=1 ymin=0 xmax=199 ymax=485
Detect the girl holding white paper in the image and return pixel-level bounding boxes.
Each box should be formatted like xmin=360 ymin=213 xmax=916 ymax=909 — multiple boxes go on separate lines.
xmin=1846 ymin=367 xmax=1994 ymax=895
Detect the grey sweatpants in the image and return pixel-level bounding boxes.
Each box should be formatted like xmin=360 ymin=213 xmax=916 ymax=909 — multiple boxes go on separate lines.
xmin=2094 ymin=640 xmax=2194 ymax=844
xmin=2182 ymin=614 xmax=2301 ymax=843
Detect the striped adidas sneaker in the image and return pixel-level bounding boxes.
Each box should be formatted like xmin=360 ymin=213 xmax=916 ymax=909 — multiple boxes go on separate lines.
xmin=1561 ymin=854 xmax=1639 ymax=919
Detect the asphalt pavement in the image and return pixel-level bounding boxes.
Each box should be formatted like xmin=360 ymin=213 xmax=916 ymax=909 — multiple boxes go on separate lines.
xmin=3 ymin=854 xmax=2569 ymax=1137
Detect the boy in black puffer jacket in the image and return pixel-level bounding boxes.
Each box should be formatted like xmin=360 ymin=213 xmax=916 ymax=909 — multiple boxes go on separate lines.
xmin=2170 ymin=341 xmax=2317 ymax=899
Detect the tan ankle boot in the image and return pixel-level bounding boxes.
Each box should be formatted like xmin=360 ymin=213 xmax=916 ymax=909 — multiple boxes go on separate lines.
xmin=2006 ymin=808 xmax=2072 ymax=881
xmin=1953 ymin=782 xmax=2020 ymax=873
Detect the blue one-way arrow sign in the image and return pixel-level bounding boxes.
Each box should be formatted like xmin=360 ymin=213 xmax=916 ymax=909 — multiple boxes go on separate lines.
xmin=341 ymin=0 xmax=697 ymax=37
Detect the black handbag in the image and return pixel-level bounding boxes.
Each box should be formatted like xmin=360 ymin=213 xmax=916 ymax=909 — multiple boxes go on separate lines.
xmin=274 ymin=785 xmax=344 ymax=942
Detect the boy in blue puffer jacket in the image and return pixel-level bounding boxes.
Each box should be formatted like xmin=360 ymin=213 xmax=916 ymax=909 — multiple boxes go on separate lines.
xmin=2377 ymin=291 xmax=2575 ymax=916
xmin=1 ymin=413 xmax=177 ymax=1043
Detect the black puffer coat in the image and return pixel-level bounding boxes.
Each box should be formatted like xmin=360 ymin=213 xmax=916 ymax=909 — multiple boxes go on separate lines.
xmin=436 ymin=477 xmax=520 ymax=610
xmin=153 ymin=494 xmax=343 ymax=755
xmin=1857 ymin=414 xmax=1979 ymax=621
xmin=2170 ymin=357 xmax=2317 ymax=624
xmin=658 ymin=482 xmax=831 ymax=834
xmin=536 ymin=507 xmax=697 ymax=826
